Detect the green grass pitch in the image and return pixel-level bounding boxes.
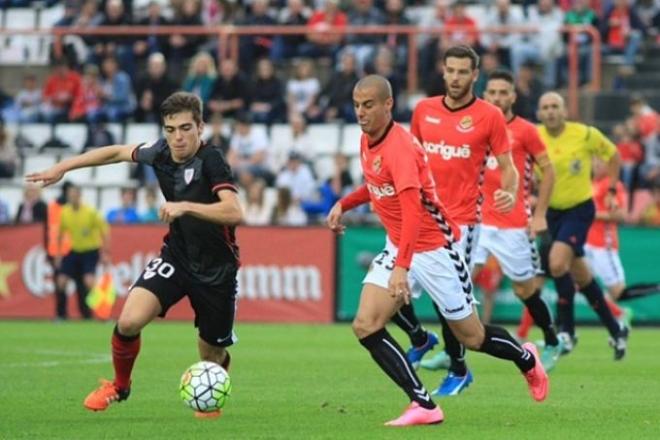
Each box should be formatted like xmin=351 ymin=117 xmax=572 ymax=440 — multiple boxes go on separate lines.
xmin=1 ymin=321 xmax=659 ymax=439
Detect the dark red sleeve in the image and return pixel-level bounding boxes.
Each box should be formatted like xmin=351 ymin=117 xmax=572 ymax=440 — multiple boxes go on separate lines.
xmin=339 ymin=184 xmax=370 ymax=212
xmin=394 ymin=187 xmax=423 ymax=269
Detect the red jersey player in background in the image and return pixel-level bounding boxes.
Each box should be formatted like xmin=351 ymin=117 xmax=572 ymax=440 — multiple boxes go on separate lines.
xmin=391 ymin=45 xmax=520 ymax=397
xmin=327 ymin=75 xmax=547 ymax=426
xmin=471 ymin=70 xmax=562 ymax=371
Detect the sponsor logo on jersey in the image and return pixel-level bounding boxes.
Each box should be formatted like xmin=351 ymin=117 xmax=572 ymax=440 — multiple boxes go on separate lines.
xmin=424 ymin=115 xmax=441 ymax=124
xmin=367 ymin=182 xmax=396 ymax=199
xmin=184 ymin=168 xmax=194 ymax=184
xmin=486 ymin=155 xmax=498 ymax=170
xmin=372 ymin=156 xmax=382 ymax=174
xmin=422 ymin=140 xmax=472 ymax=160
xmin=457 ymin=115 xmax=474 ymax=133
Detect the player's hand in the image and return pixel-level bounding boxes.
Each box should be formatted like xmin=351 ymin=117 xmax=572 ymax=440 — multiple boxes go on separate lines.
xmin=388 ymin=266 xmax=411 ymax=305
xmin=529 ymin=214 xmax=548 ymax=239
xmin=494 ymin=189 xmax=516 ymax=213
xmin=159 ymin=202 xmax=188 ymax=223
xmin=605 ymin=192 xmax=618 ymax=211
xmin=326 ymin=202 xmax=346 ymax=235
xmin=25 ymin=166 xmax=65 ymax=187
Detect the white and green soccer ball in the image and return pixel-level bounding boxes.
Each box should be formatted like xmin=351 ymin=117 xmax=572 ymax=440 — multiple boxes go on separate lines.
xmin=179 ymin=361 xmax=231 ymax=412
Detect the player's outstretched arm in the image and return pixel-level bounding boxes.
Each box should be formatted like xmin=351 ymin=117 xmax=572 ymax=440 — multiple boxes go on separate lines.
xmin=25 ymin=144 xmax=138 ymax=187
xmin=493 ymin=152 xmax=519 ymax=213
xmin=328 ymin=184 xmax=370 ymax=234
xmin=160 ymin=189 xmax=244 ymax=226
xmin=530 ymin=152 xmax=555 ymax=237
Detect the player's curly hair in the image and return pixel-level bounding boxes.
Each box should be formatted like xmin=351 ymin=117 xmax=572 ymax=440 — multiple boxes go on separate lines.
xmin=160 ymin=92 xmax=203 ymax=125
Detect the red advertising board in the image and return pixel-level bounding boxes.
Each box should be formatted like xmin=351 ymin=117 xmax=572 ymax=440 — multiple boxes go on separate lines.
xmin=0 ymin=225 xmax=336 ymax=323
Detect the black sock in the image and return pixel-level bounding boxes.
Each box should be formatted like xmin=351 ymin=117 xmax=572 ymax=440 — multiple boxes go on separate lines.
xmin=391 ymin=303 xmax=428 ymax=347
xmin=435 ymin=309 xmax=467 ymax=376
xmin=523 ymin=289 xmax=559 ymax=347
xmin=479 ymin=325 xmax=535 ymax=373
xmin=619 ymin=283 xmax=660 ymax=301
xmin=553 ymin=273 xmax=576 ymax=336
xmin=580 ymin=280 xmax=622 ymax=338
xmin=359 ymin=328 xmax=436 ymax=409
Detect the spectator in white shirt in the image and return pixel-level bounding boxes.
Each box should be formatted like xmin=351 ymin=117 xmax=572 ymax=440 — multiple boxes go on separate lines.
xmin=510 ymin=0 xmax=564 ymax=88
xmin=480 ymin=0 xmax=525 ymax=68
xmin=275 ymin=151 xmax=317 ymax=201
xmin=244 ymin=179 xmax=273 ymax=226
xmin=227 ymin=112 xmax=273 ymax=185
xmin=15 ymin=75 xmax=43 ymax=123
xmin=272 ymin=187 xmax=308 ymax=226
xmin=286 ymin=59 xmax=321 ymax=121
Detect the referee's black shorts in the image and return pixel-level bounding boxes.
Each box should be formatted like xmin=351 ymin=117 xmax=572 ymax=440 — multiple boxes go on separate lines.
xmin=546 ymin=198 xmax=596 ymax=258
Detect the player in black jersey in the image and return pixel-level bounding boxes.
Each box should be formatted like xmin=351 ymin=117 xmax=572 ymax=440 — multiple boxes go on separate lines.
xmin=26 ymin=92 xmax=243 ymax=417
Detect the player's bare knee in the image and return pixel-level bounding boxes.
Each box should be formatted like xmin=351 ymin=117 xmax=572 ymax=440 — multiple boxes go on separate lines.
xmin=117 ymin=314 xmax=145 ymax=336
xmin=352 ymin=316 xmax=378 ymax=339
xmin=549 ymin=260 xmax=569 ymax=278
xmin=459 ymin=333 xmax=482 ymax=350
xmin=513 ymin=281 xmax=534 ymax=300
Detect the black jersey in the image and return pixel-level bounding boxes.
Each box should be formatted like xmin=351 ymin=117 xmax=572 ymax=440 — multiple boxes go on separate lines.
xmin=132 ymin=139 xmax=240 ymax=285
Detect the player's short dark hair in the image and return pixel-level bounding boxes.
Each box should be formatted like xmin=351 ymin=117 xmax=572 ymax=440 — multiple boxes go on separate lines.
xmin=160 ymin=92 xmax=203 ymax=125
xmin=487 ymin=69 xmax=515 ymax=86
xmin=443 ymin=45 xmax=480 ymax=70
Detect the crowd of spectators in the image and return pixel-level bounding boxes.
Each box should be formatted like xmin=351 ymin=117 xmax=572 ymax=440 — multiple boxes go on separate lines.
xmin=1 ymin=0 xmax=659 ymax=126
xmin=1 ymin=0 xmax=659 ymax=227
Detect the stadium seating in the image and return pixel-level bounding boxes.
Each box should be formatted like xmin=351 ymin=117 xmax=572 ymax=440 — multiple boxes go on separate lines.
xmin=17 ymin=123 xmax=52 ymax=150
xmin=54 ymin=123 xmax=87 ymax=153
xmin=94 ymin=162 xmax=132 ymax=185
xmin=340 ymin=124 xmax=362 ymax=156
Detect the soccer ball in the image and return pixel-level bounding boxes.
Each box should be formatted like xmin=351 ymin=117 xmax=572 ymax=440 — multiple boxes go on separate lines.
xmin=179 ymin=361 xmax=231 ymax=412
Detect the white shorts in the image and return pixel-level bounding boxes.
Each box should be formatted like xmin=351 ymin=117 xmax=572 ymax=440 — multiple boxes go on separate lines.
xmin=585 ymin=244 xmax=625 ymax=287
xmin=363 ymin=237 xmax=474 ymax=321
xmin=459 ymin=223 xmax=481 ymax=269
xmin=473 ymin=226 xmax=538 ymax=282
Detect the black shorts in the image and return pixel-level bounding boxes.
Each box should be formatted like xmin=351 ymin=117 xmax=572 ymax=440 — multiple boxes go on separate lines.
xmin=546 ymin=199 xmax=595 ymax=258
xmin=61 ymin=250 xmax=100 ymax=278
xmin=132 ymin=248 xmax=238 ymax=347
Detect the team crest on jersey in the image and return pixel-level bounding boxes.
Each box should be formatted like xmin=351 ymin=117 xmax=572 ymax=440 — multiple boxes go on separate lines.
xmin=457 ymin=115 xmax=474 ymax=133
xmin=184 ymin=168 xmax=195 ymax=184
xmin=372 ymin=156 xmax=383 ymax=173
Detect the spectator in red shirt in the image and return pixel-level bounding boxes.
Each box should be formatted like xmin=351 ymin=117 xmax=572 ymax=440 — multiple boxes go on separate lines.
xmin=612 ymin=122 xmax=643 ymax=192
xmin=442 ymin=1 xmax=481 ymax=52
xmin=629 ymin=96 xmax=660 ymax=186
xmin=303 ymin=0 xmax=347 ymax=60
xmin=601 ymin=0 xmax=645 ymax=68
xmin=69 ymin=64 xmax=104 ymax=123
xmin=41 ymin=59 xmax=82 ymax=123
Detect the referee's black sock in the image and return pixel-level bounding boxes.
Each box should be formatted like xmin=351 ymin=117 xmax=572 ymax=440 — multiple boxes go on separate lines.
xmin=359 ymin=328 xmax=436 ymax=409
xmin=479 ymin=325 xmax=535 ymax=373
xmin=580 ymin=280 xmax=622 ymax=338
xmin=391 ymin=303 xmax=429 ymax=348
xmin=553 ymin=273 xmax=576 ymax=337
xmin=436 ymin=308 xmax=467 ymax=376
xmin=618 ymin=283 xmax=660 ymax=301
xmin=523 ymin=289 xmax=559 ymax=347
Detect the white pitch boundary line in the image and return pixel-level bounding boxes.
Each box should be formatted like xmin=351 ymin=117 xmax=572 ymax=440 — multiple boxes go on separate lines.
xmin=1 ymin=349 xmax=111 ymax=368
